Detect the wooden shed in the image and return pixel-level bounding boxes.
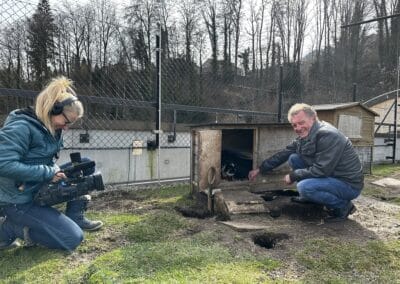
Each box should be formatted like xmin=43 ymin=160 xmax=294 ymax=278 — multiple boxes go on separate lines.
xmin=190 ymin=123 xmax=296 ymax=217
xmin=313 ymin=102 xmax=378 ymax=173
xmin=189 ymin=103 xmax=377 ymax=217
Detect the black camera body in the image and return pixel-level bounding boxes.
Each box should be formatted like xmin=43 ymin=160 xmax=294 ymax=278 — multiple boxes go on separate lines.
xmin=34 ymin=153 xmax=105 ymax=206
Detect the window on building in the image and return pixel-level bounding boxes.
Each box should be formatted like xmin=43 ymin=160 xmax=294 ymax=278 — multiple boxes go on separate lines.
xmin=338 ymin=114 xmax=362 ymax=138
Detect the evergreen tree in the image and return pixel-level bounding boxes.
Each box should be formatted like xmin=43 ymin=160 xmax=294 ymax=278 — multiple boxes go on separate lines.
xmin=27 ymin=0 xmax=57 ymax=88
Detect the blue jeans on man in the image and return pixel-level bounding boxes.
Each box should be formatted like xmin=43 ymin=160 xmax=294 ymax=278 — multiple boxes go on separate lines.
xmin=288 ymin=154 xmax=360 ymax=217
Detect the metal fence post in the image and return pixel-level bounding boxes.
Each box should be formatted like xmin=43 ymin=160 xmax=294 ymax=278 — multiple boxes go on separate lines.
xmin=278 ymin=66 xmax=283 ymax=123
xmin=352 ymin=83 xmax=357 ymax=102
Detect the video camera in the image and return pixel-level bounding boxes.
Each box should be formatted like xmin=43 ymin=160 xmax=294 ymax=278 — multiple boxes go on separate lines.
xmin=34 ymin=152 xmax=105 ymax=206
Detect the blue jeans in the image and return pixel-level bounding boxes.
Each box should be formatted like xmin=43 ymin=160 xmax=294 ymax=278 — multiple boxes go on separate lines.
xmin=1 ymin=203 xmax=83 ymax=250
xmin=288 ymin=154 xmax=360 ymax=210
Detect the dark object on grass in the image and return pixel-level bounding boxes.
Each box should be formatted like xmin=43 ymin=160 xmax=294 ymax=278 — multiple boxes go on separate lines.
xmin=269 ymin=206 xmax=281 ymax=218
xmin=252 ymin=232 xmax=289 ymax=249
xmin=175 ymin=206 xmax=211 ymax=219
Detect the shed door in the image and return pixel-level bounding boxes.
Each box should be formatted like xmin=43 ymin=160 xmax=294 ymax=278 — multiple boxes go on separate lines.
xmin=192 ymin=129 xmax=221 ymax=193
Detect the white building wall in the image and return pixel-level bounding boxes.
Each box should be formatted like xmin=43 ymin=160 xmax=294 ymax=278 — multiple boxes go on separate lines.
xmin=373 ymin=137 xmax=400 ymax=163
xmin=59 ymin=129 xmax=191 ymax=184
xmin=58 ymin=129 xmax=398 ymax=185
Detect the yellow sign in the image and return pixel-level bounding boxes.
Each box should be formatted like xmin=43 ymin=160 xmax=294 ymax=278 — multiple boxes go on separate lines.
xmin=132 ymin=140 xmax=143 ymax=155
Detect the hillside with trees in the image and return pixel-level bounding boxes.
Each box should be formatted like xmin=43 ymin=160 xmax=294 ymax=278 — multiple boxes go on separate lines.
xmin=0 ymin=0 xmax=399 ymax=121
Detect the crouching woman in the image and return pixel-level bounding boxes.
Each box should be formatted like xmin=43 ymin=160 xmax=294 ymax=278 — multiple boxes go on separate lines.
xmin=0 ymin=76 xmax=95 ymax=251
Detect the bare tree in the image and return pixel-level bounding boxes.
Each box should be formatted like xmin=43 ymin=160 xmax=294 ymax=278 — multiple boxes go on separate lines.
xmin=54 ymin=12 xmax=71 ymax=75
xmin=125 ymin=0 xmax=157 ymax=65
xmin=61 ymin=1 xmax=87 ymax=79
xmin=246 ymin=0 xmax=268 ymax=78
xmin=313 ymin=0 xmax=325 ymax=67
xmin=231 ymin=0 xmax=243 ymax=76
xmin=221 ymin=0 xmax=233 ymax=65
xmin=202 ymin=0 xmax=219 ymax=76
xmin=389 ymin=0 xmax=400 ymax=69
xmin=95 ymin=0 xmax=117 ymax=68
xmin=292 ymin=0 xmax=307 ymax=66
xmin=274 ymin=0 xmax=306 ymax=66
xmin=159 ymin=0 xmax=172 ymax=60
xmin=349 ymin=0 xmax=367 ymax=84
xmin=193 ymin=29 xmax=207 ymax=71
xmin=179 ymin=0 xmax=200 ymax=62
xmin=265 ymin=0 xmax=278 ymax=82
xmin=82 ymin=3 xmax=96 ymax=71
xmin=247 ymin=0 xmax=258 ymax=73
xmin=0 ymin=20 xmax=27 ymax=87
xmin=257 ymin=0 xmax=267 ymax=81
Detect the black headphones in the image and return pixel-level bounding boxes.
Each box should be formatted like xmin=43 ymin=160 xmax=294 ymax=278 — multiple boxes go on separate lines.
xmin=50 ymin=97 xmax=78 ymax=115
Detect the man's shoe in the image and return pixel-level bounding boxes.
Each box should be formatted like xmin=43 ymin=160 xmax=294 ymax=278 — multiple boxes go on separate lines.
xmin=325 ymin=202 xmax=356 ymax=223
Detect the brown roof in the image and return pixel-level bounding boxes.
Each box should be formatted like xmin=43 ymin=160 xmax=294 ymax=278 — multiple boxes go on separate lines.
xmin=313 ymin=102 xmax=379 ymax=116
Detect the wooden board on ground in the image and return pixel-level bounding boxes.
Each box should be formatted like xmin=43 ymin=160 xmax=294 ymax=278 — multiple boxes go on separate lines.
xmin=214 ymin=189 xmax=269 ymax=216
xmin=372 ymin=177 xmax=400 ymax=189
xmin=219 ymin=221 xmax=269 ymax=232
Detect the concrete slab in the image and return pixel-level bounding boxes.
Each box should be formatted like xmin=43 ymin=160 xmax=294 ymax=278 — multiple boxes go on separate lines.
xmin=371 ymin=177 xmax=400 ymax=189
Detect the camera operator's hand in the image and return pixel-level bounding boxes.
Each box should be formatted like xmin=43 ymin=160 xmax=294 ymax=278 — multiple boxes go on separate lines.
xmin=52 ymin=171 xmax=67 ymax=183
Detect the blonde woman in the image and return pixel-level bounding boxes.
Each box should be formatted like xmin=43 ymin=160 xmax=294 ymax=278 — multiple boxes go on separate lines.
xmin=0 ymin=76 xmax=102 ymax=250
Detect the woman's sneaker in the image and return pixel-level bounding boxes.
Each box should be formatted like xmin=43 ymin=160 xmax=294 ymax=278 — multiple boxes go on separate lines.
xmin=0 ymin=217 xmax=21 ymax=250
xmin=0 ymin=239 xmax=21 ymax=250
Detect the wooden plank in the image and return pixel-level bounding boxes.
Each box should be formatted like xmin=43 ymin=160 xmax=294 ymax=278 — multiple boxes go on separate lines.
xmin=198 ymin=130 xmax=222 ymax=191
xmin=372 ymin=177 xmax=400 ymax=189
xmin=219 ymin=221 xmax=269 ymax=231
xmin=214 ymin=190 xmax=269 ymax=215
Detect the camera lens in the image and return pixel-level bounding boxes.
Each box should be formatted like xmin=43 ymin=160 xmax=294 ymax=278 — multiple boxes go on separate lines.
xmin=91 ymin=173 xmax=105 ymax=191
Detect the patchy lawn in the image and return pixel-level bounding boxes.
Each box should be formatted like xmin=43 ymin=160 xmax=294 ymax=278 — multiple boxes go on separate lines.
xmin=1 ymin=164 xmax=400 ymax=283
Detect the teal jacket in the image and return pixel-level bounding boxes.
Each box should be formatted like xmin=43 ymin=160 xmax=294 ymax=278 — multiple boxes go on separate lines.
xmin=0 ymin=108 xmax=62 ymax=205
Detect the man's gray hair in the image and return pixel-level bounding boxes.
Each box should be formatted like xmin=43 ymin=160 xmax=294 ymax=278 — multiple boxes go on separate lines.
xmin=287 ymin=103 xmax=317 ymax=123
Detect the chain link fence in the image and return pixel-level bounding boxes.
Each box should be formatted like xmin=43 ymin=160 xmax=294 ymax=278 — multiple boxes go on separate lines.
xmin=0 ymin=0 xmax=349 ymax=184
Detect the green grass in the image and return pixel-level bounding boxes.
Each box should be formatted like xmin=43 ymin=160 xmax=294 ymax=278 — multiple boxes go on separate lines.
xmin=0 ymin=247 xmax=71 ymax=283
xmin=0 ymin=185 xmax=280 ymax=283
xmin=2 ymin=172 xmax=400 ymax=283
xmin=370 ymin=163 xmax=400 ymax=177
xmin=126 ymin=211 xmax=190 ymax=242
xmin=295 ymin=238 xmax=400 ymax=283
xmin=76 ymin=240 xmax=279 ymax=283
xmin=363 ymin=164 xmax=400 ymax=205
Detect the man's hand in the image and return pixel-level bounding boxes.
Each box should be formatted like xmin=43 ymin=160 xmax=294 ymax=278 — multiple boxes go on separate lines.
xmin=248 ymin=168 xmax=260 ymax=181
xmin=284 ymin=174 xmax=293 ymax=185
xmin=51 ymin=171 xmax=67 ymax=183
